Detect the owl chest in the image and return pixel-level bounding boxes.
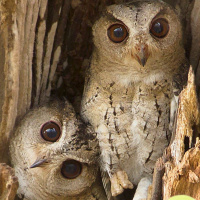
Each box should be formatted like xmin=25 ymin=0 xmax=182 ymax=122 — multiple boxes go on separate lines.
xmin=131 ymin=82 xmax=172 ymax=136
xmin=128 ymin=84 xmax=171 ymax=173
xmin=96 ymin=80 xmax=172 ymax=131
xmin=124 ymin=83 xmax=173 ymax=181
xmin=99 ymin=85 xmax=134 ymax=131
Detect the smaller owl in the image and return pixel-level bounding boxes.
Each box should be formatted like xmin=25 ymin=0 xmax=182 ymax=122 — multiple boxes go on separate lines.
xmin=9 ymin=100 xmax=107 ymax=200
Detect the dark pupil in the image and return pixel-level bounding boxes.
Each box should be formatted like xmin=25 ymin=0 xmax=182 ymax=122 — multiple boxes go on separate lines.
xmin=64 ymin=163 xmax=78 ymax=175
xmin=45 ymin=128 xmax=57 ymax=139
xmin=153 ymin=22 xmax=163 ymax=33
xmin=114 ymin=27 xmax=124 ymax=38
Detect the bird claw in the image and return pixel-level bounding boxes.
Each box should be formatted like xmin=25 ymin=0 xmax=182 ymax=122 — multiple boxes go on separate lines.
xmin=110 ymin=170 xmax=134 ymax=196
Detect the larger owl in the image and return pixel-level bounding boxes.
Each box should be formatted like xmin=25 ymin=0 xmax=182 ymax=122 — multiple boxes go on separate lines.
xmin=9 ymin=100 xmax=107 ymax=200
xmin=81 ymin=0 xmax=188 ymax=199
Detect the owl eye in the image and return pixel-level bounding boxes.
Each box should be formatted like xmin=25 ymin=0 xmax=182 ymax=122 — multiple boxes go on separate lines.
xmin=40 ymin=121 xmax=61 ymax=142
xmin=150 ymin=18 xmax=169 ymax=38
xmin=107 ymin=23 xmax=128 ymax=43
xmin=61 ymin=160 xmax=82 ymax=179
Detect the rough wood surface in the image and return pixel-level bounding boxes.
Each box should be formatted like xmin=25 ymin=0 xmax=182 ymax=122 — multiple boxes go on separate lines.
xmin=162 ymin=67 xmax=200 ymax=199
xmin=0 ymin=0 xmax=199 ymax=199
xmin=0 ymin=0 xmax=25 ymax=163
xmin=0 ymin=163 xmax=18 ymax=200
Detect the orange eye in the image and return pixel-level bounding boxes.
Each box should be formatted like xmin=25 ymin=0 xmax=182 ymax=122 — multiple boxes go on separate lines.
xmin=107 ymin=23 xmax=128 ymax=43
xmin=150 ymin=18 xmax=169 ymax=38
xmin=41 ymin=121 xmax=61 ymax=142
xmin=61 ymin=160 xmax=82 ymax=179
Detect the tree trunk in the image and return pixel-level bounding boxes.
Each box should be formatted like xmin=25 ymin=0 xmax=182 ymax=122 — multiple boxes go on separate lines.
xmin=0 ymin=0 xmax=199 ymax=199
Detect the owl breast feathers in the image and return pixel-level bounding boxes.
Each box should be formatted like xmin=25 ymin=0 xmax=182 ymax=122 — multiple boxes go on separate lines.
xmin=9 ymin=100 xmax=107 ymax=200
xmin=81 ymin=0 xmax=188 ymax=199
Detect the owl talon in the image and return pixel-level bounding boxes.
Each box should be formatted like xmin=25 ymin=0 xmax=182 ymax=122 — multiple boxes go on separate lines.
xmin=111 ymin=170 xmax=134 ymax=196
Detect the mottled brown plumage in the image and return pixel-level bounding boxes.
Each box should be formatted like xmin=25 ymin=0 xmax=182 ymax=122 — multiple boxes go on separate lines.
xmin=9 ymin=100 xmax=107 ymax=200
xmin=81 ymin=1 xmax=188 ymax=199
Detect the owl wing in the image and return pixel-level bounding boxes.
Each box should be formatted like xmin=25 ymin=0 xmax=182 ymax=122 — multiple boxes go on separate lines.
xmin=170 ymin=62 xmax=190 ymax=138
xmin=173 ymin=62 xmax=189 ymax=99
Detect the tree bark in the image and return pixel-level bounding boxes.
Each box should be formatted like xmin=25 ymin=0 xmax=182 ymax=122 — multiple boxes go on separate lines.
xmin=0 ymin=0 xmax=199 ymax=199
xmin=0 ymin=163 xmax=18 ymax=200
xmin=162 ymin=67 xmax=200 ymax=199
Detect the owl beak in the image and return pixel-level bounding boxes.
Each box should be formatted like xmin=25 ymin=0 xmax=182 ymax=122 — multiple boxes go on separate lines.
xmin=30 ymin=158 xmax=49 ymax=168
xmin=134 ymin=44 xmax=149 ymax=67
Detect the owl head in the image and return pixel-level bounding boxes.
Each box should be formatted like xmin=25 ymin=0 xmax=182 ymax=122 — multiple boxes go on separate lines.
xmin=9 ymin=100 xmax=106 ymax=200
xmin=92 ymin=0 xmax=185 ymax=76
